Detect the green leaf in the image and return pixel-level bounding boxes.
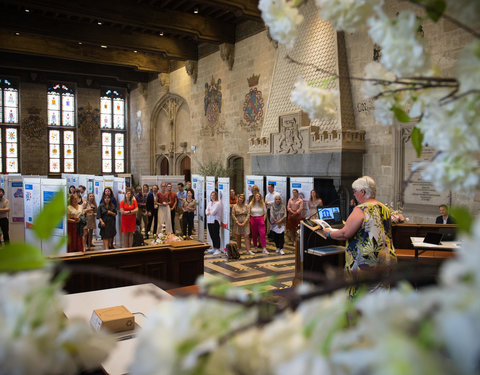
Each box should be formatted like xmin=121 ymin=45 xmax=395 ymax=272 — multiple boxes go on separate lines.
xmin=411 ymin=127 xmax=424 ymax=158
xmin=33 ymin=190 xmax=66 ymax=240
xmin=425 ymin=0 xmax=446 ymax=22
xmin=449 ymin=207 xmax=473 ymax=235
xmin=392 ymin=106 xmax=411 ymax=123
xmin=0 ymin=243 xmax=46 ymax=272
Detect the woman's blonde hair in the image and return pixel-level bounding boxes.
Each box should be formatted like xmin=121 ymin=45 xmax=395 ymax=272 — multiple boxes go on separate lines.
xmin=249 ymin=192 xmax=265 ymax=207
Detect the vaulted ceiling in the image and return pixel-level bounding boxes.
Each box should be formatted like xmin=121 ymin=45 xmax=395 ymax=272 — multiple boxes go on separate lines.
xmin=0 ymin=0 xmax=263 ymax=85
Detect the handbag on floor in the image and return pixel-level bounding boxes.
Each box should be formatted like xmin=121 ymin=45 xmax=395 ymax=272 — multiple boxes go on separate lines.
xmin=226 ymin=243 xmax=240 ymax=260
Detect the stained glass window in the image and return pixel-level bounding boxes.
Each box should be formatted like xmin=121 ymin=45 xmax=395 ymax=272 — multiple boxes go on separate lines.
xmin=0 ymin=79 xmax=20 ymax=173
xmin=100 ymin=89 xmax=126 ymax=174
xmin=48 ymin=83 xmax=76 ymax=174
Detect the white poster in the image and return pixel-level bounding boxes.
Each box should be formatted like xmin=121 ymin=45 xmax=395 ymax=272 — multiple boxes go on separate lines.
xmin=8 ymin=178 xmax=24 ymax=223
xmin=24 ymin=177 xmax=42 ymax=248
xmin=62 ymin=173 xmax=79 ymax=189
xmin=218 ymin=177 xmax=230 ymax=249
xmin=290 ymin=177 xmax=314 ymax=217
xmin=266 ymin=176 xmax=287 ymax=204
xmin=157 ymin=175 xmax=185 ymax=193
xmin=192 ymin=174 xmax=205 ymax=242
xmin=103 ymin=175 xmax=115 ymax=190
xmin=114 ymin=177 xmax=126 ymax=246
xmin=41 ymin=178 xmax=67 ymax=254
xmin=140 ymin=175 xmax=158 ymax=190
xmin=78 ymin=174 xmax=95 ymax=194
xmin=205 ymin=176 xmax=216 ymax=246
xmin=245 ymin=175 xmax=264 ymax=202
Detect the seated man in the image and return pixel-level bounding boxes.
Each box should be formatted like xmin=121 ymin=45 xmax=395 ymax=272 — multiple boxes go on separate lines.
xmin=435 ymin=204 xmax=454 ymax=224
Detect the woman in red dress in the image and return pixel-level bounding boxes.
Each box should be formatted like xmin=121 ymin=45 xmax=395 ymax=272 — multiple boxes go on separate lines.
xmin=120 ymin=187 xmax=138 ymax=248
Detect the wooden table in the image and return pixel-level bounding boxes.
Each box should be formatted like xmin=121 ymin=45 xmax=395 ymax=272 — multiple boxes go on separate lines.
xmin=410 ymin=236 xmax=460 ymax=259
xmin=63 ymin=283 xmax=173 ymax=375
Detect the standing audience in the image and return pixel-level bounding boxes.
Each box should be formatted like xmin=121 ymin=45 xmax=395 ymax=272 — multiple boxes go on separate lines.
xmin=83 ymin=192 xmax=97 ymax=250
xmin=287 ymin=189 xmax=304 ymax=244
xmin=135 ymin=185 xmax=148 ymax=238
xmin=67 ymin=193 xmax=84 ymax=252
xmin=166 ymin=183 xmax=178 ymax=234
xmin=177 ymin=183 xmax=187 ymax=233
xmin=120 ymin=187 xmax=138 ymax=248
xmin=206 ymin=191 xmax=222 ymax=255
xmin=156 ymin=183 xmax=172 ymax=233
xmin=182 ymin=189 xmax=196 ymax=239
xmin=232 ymin=193 xmax=253 ymax=255
xmin=147 ymin=184 xmax=158 ymax=236
xmin=97 ymin=195 xmax=117 ymax=250
xmin=265 ymin=183 xmax=280 ymax=238
xmin=249 ymin=193 xmax=269 ymax=255
xmin=270 ymin=195 xmax=287 ymax=255
xmin=307 ymin=190 xmax=323 ymax=217
xmin=0 ymin=188 xmax=10 ymax=244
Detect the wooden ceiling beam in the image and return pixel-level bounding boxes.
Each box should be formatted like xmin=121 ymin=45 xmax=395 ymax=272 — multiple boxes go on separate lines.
xmin=191 ymin=0 xmax=262 ymax=20
xmin=5 ymin=0 xmax=235 ymax=43
xmin=0 ymin=10 xmax=198 ymax=60
xmin=0 ymin=31 xmax=170 ymax=72
xmin=0 ymin=52 xmax=152 ymax=83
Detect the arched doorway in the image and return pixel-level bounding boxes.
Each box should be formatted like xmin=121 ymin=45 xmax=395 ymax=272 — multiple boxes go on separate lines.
xmin=156 ymin=156 xmax=169 ymax=175
xmin=179 ymin=155 xmax=191 ymax=182
xmin=228 ymin=155 xmax=244 ymax=194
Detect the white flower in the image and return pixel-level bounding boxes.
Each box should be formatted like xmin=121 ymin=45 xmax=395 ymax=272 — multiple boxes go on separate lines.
xmin=417 ymin=153 xmax=480 ymax=192
xmin=0 ymin=270 xmax=113 ymax=375
xmin=373 ymin=95 xmax=396 ymax=125
xmin=290 ymin=77 xmax=338 ymax=120
xmin=456 ymin=39 xmax=480 ymax=94
xmin=361 ymin=62 xmax=396 ymax=99
xmin=259 ymin=0 xmax=304 ymax=50
xmin=368 ymin=9 xmax=430 ymax=76
xmin=315 ymin=0 xmax=383 ymax=33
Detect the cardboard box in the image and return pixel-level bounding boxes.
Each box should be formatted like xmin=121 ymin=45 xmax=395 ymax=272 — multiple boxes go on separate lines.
xmin=90 ymin=305 xmax=135 ymax=333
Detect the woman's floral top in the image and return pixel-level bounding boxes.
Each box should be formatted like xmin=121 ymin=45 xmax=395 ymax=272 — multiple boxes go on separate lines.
xmin=345 ymin=202 xmax=397 ymax=296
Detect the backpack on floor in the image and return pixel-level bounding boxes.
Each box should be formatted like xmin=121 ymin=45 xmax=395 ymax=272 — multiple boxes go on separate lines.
xmin=226 ymin=243 xmax=240 ymax=260
xmin=132 ymin=229 xmax=145 ymax=247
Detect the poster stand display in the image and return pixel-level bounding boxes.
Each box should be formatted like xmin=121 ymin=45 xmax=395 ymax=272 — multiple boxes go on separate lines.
xmin=205 ymin=176 xmax=216 ymax=247
xmin=218 ymin=177 xmax=230 ymax=250
xmin=4 ymin=175 xmax=25 ymax=242
xmin=290 ymin=177 xmax=314 ymax=218
xmin=245 ymin=175 xmax=264 ymax=202
xmin=192 ymin=174 xmax=205 ymax=242
xmin=266 ymin=176 xmax=287 ymax=204
xmin=78 ymin=174 xmax=95 ymax=195
xmin=24 ymin=177 xmax=42 ymax=249
xmin=140 ymin=175 xmax=186 ymax=193
xmin=113 ymin=177 xmax=126 ymax=247
xmin=40 ymin=178 xmax=67 ymax=255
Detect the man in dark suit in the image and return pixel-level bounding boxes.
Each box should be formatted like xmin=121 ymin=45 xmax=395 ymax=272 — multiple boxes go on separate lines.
xmin=146 ymin=184 xmax=158 ymax=237
xmin=436 ymin=204 xmax=454 ymax=224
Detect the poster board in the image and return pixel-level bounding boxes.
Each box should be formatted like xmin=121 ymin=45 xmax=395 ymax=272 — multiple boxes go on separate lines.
xmin=114 ymin=177 xmax=126 ymax=246
xmin=6 ymin=175 xmax=25 ymax=242
xmin=140 ymin=176 xmax=158 ymax=190
xmin=78 ymin=174 xmax=95 ymax=195
xmin=245 ymin=175 xmax=264 ymax=202
xmin=266 ymin=176 xmax=287 ymax=204
xmin=40 ymin=178 xmax=67 ymax=254
xmin=290 ymin=177 xmax=314 ymax=218
xmin=205 ymin=176 xmax=216 ymax=246
xmin=62 ymin=173 xmax=79 ymax=189
xmin=23 ymin=177 xmax=42 ymax=248
xmin=192 ymin=174 xmax=205 ymax=242
xmin=218 ymin=177 xmax=230 ymax=250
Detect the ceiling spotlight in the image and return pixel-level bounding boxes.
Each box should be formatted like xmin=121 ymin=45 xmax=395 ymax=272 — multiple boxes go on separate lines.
xmin=193 ymin=7 xmax=199 ymax=14
xmin=100 ymin=45 xmax=107 ymax=48
xmin=133 ymin=50 xmax=138 ymax=53
xmin=78 ymin=41 xmax=83 ymax=45
xmin=25 ymin=9 xmax=30 ymax=13
xmin=15 ymin=32 xmax=20 ymax=36
xmin=159 ymin=31 xmax=164 ymax=36
xmin=97 ymin=21 xmax=102 ymax=25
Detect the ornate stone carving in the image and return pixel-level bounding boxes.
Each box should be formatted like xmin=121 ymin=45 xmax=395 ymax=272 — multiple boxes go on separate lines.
xmin=277 ymin=116 xmax=304 ymax=154
xmin=159 ymin=73 xmax=170 ymax=90
xmin=22 ymin=107 xmax=45 ymax=140
xmin=78 ymin=103 xmax=99 ymax=145
xmin=136 ymin=110 xmax=142 ymax=140
xmin=248 ymin=136 xmax=271 ymax=154
xmin=220 ymin=43 xmax=235 ymax=70
xmin=185 ymin=60 xmax=198 ymax=84
xmin=240 ymin=74 xmax=265 ymax=132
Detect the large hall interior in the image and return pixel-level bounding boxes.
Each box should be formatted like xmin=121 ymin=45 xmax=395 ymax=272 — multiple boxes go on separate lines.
xmin=1 ymin=0 xmax=479 ymax=374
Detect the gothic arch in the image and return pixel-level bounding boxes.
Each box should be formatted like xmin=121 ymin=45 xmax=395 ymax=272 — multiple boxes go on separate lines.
xmin=227 ymin=154 xmax=244 ymax=194
xmin=150 ymin=93 xmax=187 ymax=174
xmin=155 ymin=155 xmax=169 ymax=175
xmin=176 ymin=153 xmax=191 ymax=182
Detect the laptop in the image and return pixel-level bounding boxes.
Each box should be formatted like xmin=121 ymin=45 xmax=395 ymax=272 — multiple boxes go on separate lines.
xmin=317 ymin=206 xmax=342 ymax=225
xmin=423 ymin=232 xmax=443 ymax=245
